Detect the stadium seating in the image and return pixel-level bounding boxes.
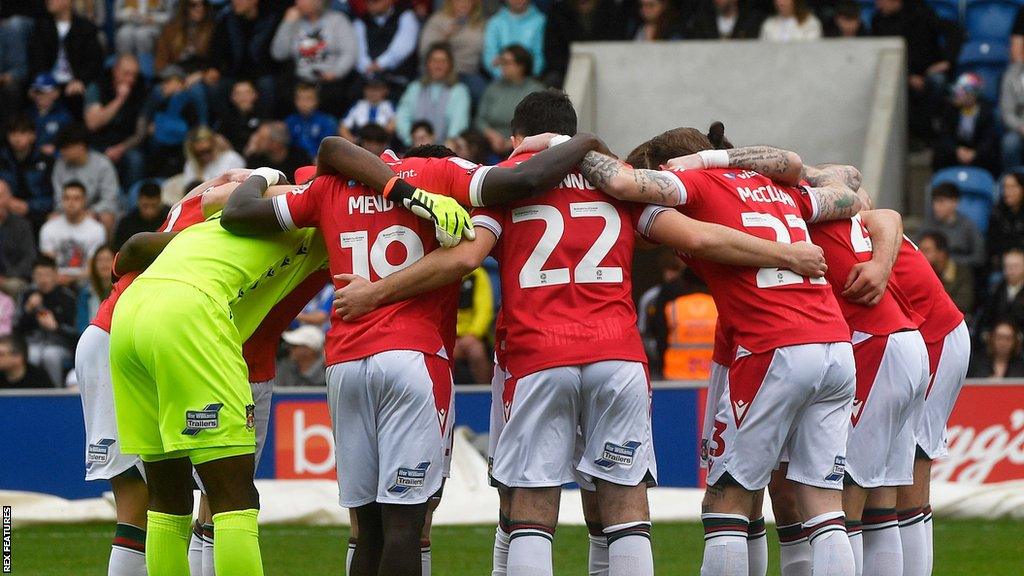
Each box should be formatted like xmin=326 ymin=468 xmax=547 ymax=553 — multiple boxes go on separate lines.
xmin=958 ymin=40 xmax=1010 ymax=103
xmin=964 ymin=0 xmax=1021 ymax=41
xmin=930 ymin=166 xmax=997 ymax=232
xmin=928 ymin=0 xmax=962 ymax=22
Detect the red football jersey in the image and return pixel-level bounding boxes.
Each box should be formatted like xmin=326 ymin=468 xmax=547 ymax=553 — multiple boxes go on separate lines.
xmin=472 ymin=152 xmax=664 ymax=377
xmin=889 ymin=236 xmax=965 ymax=343
xmin=273 ymin=151 xmax=488 ymax=365
xmin=243 ymin=270 xmax=332 ymax=382
xmin=91 ymin=194 xmax=207 ymax=332
xmin=711 ymin=320 xmax=734 ymax=367
xmin=664 ymin=168 xmax=849 ymax=354
xmin=810 ymin=215 xmax=919 ymax=336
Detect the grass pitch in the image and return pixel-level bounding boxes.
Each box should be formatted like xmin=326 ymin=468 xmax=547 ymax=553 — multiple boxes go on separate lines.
xmin=9 ymin=519 xmax=1023 ymax=574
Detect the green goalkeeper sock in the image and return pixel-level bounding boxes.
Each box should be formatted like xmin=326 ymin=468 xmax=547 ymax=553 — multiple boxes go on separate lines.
xmin=213 ymin=508 xmax=265 ymax=576
xmin=145 ymin=510 xmax=192 ymax=576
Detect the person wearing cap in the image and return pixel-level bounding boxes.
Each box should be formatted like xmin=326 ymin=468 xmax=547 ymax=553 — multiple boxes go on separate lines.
xmin=933 ymin=72 xmax=1000 ymax=176
xmin=28 ymin=74 xmax=74 ymax=154
xmin=920 ymin=182 xmax=986 ymax=269
xmin=276 ymin=324 xmax=327 ymax=387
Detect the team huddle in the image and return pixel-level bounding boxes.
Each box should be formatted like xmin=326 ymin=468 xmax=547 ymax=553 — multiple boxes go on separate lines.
xmin=76 ymin=89 xmax=969 ymax=576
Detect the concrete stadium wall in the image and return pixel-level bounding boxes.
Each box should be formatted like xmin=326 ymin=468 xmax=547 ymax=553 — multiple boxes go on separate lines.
xmin=564 ymin=39 xmax=908 ymax=209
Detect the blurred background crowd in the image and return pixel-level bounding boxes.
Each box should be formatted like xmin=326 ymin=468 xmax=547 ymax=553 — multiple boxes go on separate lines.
xmin=0 ymin=0 xmax=1023 ymax=388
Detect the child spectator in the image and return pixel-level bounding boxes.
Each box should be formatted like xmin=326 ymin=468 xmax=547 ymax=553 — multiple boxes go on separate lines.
xmin=216 ymin=80 xmax=266 ymax=153
xmin=340 ymin=76 xmax=396 ymax=141
xmin=17 ymin=256 xmax=78 ymax=385
xmin=0 ymin=335 xmax=55 ymax=388
xmin=0 ymin=115 xmax=55 ymax=232
xmin=286 ymin=83 xmax=339 ymax=157
xmin=483 ymin=0 xmax=546 ymax=78
xmin=113 ymin=182 xmax=168 ymax=249
xmin=113 ymin=0 xmax=174 ymax=56
xmin=38 ymin=181 xmax=106 ymax=285
xmin=51 ymin=124 xmax=121 ymax=231
xmin=410 ymin=120 xmax=436 ymax=147
xmin=28 ymin=74 xmax=73 ymax=155
xmin=357 ymin=123 xmax=391 ymax=156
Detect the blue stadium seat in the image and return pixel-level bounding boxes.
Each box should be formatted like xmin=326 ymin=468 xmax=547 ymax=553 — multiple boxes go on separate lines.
xmin=958 ymin=193 xmax=993 ymax=233
xmin=930 ymin=167 xmax=996 ymax=231
xmin=958 ymin=40 xmax=1009 ymax=102
xmin=928 ymin=0 xmax=961 ymax=21
xmin=964 ymin=0 xmax=1021 ymax=41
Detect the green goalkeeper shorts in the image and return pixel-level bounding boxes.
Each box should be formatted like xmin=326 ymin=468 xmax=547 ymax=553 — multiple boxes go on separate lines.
xmin=110 ymin=278 xmax=256 ymax=462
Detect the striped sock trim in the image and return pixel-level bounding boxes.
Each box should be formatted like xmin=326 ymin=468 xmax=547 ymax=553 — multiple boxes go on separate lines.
xmin=588 ymin=534 xmax=609 ymax=549
xmin=603 ymin=521 xmax=652 ymax=545
xmin=897 ymin=507 xmax=926 ymax=528
xmin=701 ymin=513 xmax=749 ymax=541
xmin=112 ymin=523 xmax=146 ymax=554
xmin=747 ymin=517 xmax=767 ymax=541
xmin=804 ymin=512 xmax=847 ymax=544
xmin=845 ymin=519 xmax=863 ymax=537
xmin=499 ymin=513 xmax=512 ymax=534
xmin=508 ymin=523 xmax=555 ymax=542
xmin=191 ymin=520 xmax=204 ymax=539
xmin=348 ymin=537 xmax=358 ymax=551
xmin=922 ymin=505 xmax=933 ymax=523
xmin=776 ymin=522 xmax=807 ymax=545
xmin=586 ymin=520 xmax=605 ymax=537
xmin=201 ymin=522 xmax=214 ymax=542
xmin=862 ymin=508 xmax=899 ymax=532
xmin=420 ymin=538 xmax=431 ymax=553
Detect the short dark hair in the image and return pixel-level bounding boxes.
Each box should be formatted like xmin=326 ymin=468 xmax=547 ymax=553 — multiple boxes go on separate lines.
xmin=503 ymin=44 xmax=533 ymax=77
xmin=405 ymin=144 xmax=456 ymax=159
xmin=0 ymin=335 xmax=27 ymax=358
xmin=359 ymin=123 xmax=390 ymax=144
xmin=138 ymin=182 xmax=162 ymax=199
xmin=510 ymin=89 xmax=577 ymax=138
xmin=918 ymin=231 xmax=950 ymax=253
xmin=62 ymin=180 xmax=87 ymax=198
xmin=835 ymin=0 xmax=860 ymax=19
xmin=34 ymin=254 xmax=57 ymax=270
xmin=55 ymin=123 xmax=90 ymax=149
xmin=5 ymin=113 xmax=34 ymax=134
xmin=932 ymin=182 xmax=961 ymax=200
xmin=295 ymin=82 xmax=319 ymax=96
xmin=411 ymin=120 xmax=435 ymax=136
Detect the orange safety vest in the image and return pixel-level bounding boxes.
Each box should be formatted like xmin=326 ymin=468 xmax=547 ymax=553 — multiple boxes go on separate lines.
xmin=663 ymin=293 xmax=717 ymax=380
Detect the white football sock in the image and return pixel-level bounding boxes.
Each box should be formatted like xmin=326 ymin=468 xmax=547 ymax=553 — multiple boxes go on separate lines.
xmin=777 ymin=523 xmax=812 ymax=576
xmin=588 ymin=534 xmax=609 ymax=576
xmin=346 ymin=537 xmax=356 ymax=575
xmin=847 ymin=522 xmax=863 ymax=576
xmin=507 ymin=527 xmax=554 ymax=576
xmin=746 ymin=517 xmax=767 ymax=576
xmin=187 ymin=525 xmax=204 ymax=576
xmin=109 ymin=523 xmax=147 ymax=576
xmin=604 ymin=521 xmax=653 ymax=576
xmin=862 ymin=508 xmax=902 ymax=576
xmin=898 ymin=508 xmax=928 ymax=576
xmin=923 ymin=507 xmax=933 ymax=575
xmin=700 ymin=513 xmax=749 ymax=576
xmin=492 ymin=527 xmax=510 ymax=576
xmin=421 ymin=539 xmax=431 ymax=576
xmin=804 ymin=511 xmax=855 ymax=576
xmin=200 ymin=523 xmax=214 ymax=576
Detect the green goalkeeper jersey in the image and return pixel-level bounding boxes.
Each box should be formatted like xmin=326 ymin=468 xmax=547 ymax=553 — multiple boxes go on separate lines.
xmin=138 ymin=215 xmax=329 ymax=341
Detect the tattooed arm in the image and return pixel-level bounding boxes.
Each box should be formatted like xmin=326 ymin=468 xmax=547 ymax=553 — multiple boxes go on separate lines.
xmin=579 ymin=151 xmax=684 ymax=206
xmin=801 ymin=164 xmax=863 ymax=222
xmin=667 ymin=146 xmax=803 ymax=186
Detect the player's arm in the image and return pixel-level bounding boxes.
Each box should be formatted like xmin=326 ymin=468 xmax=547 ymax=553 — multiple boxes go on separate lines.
xmin=178 ymin=168 xmax=254 ymax=206
xmin=843 ymin=208 xmax=903 ymax=306
xmin=663 ymin=146 xmax=804 ymax=186
xmin=474 ymin=133 xmax=608 ymax=205
xmin=333 ymin=229 xmax=498 ymax=321
xmin=114 ymin=231 xmax=178 ymax=276
xmin=578 ymin=151 xmax=687 ymax=206
xmin=648 ymin=210 xmax=827 ymax=278
xmin=802 ymin=164 xmax=864 ymax=222
xmin=218 ymin=168 xmax=294 ymax=235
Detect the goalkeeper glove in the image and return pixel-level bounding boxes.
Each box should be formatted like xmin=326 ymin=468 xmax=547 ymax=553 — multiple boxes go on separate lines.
xmin=387 ymin=179 xmax=475 ymax=248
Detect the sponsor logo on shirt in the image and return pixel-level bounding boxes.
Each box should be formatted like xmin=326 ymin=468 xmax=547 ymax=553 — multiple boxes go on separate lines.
xmin=594 ymin=441 xmax=641 ymax=469
xmin=182 ymin=404 xmax=224 ymax=436
xmin=387 ymin=462 xmax=431 ymax=493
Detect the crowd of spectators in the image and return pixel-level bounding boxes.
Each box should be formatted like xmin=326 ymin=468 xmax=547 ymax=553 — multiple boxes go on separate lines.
xmin=2 ymin=0 xmax=1024 ymax=386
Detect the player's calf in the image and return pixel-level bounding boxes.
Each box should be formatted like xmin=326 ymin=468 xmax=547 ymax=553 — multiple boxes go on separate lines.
xmin=507 ymin=487 xmax=560 ymax=576
xmin=769 ymin=471 xmax=811 ymax=576
xmin=582 ymin=489 xmax=609 ymax=576
xmin=193 ymin=453 xmax=263 ymax=576
xmin=141 ymin=456 xmax=195 ymax=576
xmin=700 ymin=477 xmax=758 ymax=576
xmin=108 ymin=470 xmax=148 ymax=576
xmin=380 ymin=502 xmax=428 ymax=576
xmin=352 ymin=503 xmax=384 ymax=576
xmin=595 ymin=479 xmax=653 ymax=576
xmin=793 ymin=484 xmax=856 ymax=576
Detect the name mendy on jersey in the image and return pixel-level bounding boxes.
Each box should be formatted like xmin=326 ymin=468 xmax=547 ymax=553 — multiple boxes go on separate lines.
xmin=737 ymin=184 xmax=796 ymax=208
xmin=349 ymin=195 xmax=395 ymax=215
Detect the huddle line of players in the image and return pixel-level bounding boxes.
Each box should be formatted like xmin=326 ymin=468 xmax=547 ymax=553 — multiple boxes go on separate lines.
xmin=76 ymin=90 xmax=967 ymax=576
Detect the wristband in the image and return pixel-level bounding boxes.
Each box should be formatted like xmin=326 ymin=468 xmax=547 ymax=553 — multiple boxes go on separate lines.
xmin=382 ymin=176 xmax=400 ymax=199
xmin=696 ymin=149 xmax=729 ymax=169
xmin=251 ymin=167 xmax=281 ymax=186
xmin=548 ymin=134 xmax=571 ymax=148
xmin=388 ymin=179 xmax=417 ymax=204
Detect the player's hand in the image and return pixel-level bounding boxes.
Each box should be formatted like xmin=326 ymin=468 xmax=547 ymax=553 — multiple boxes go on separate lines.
xmin=842 ymin=260 xmax=890 ymax=306
xmin=510 ymin=132 xmax=560 ymax=157
xmin=785 ymin=242 xmax=827 ymax=279
xmin=333 ymin=273 xmax=380 ymax=321
xmin=663 ymin=154 xmax=705 ymax=171
xmin=225 ymin=168 xmax=254 ymax=183
xmin=404 ymin=189 xmax=475 ymax=248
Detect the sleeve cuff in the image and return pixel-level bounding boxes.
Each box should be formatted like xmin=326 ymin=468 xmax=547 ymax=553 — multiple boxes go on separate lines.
xmin=663 ymin=170 xmax=688 ymax=206
xmin=471 ymin=214 xmax=502 ymax=238
xmin=273 ymin=194 xmax=297 ymax=231
xmin=637 ymin=205 xmax=669 ymax=238
xmin=469 ymin=165 xmax=494 ymax=207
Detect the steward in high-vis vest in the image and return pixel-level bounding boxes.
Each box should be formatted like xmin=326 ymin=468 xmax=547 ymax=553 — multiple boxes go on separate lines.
xmin=663 ymin=292 xmax=717 ymax=380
